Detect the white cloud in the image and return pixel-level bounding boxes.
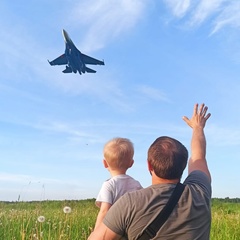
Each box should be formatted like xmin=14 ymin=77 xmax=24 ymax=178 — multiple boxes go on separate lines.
xmin=163 ymin=0 xmax=240 ymax=34
xmin=211 ymin=2 xmax=240 ymax=34
xmin=35 ymin=121 xmax=100 ymax=142
xmin=163 ymin=0 xmax=190 ymax=18
xmin=71 ymin=0 xmax=147 ymax=52
xmin=189 ymin=0 xmax=224 ymax=26
xmin=136 ymin=85 xmax=170 ymax=102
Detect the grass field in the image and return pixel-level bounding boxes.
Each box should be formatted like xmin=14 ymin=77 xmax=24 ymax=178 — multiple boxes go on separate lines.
xmin=211 ymin=199 xmax=240 ymax=240
xmin=0 ymin=198 xmax=239 ymax=239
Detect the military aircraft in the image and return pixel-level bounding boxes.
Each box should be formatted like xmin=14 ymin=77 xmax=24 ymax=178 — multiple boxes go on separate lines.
xmin=48 ymin=29 xmax=105 ymax=74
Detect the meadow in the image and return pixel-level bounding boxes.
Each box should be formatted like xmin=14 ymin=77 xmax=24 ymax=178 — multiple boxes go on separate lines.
xmin=0 ymin=198 xmax=239 ymax=240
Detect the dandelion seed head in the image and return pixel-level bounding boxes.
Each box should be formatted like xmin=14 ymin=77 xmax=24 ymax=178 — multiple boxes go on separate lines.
xmin=37 ymin=215 xmax=45 ymax=223
xmin=33 ymin=234 xmax=38 ymax=240
xmin=63 ymin=206 xmax=72 ymax=214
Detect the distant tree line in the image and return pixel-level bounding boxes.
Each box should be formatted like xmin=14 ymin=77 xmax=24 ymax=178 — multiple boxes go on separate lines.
xmin=212 ymin=197 xmax=240 ymax=203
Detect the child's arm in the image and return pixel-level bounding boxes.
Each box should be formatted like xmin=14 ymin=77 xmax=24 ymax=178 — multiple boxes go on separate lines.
xmin=94 ymin=202 xmax=112 ymax=230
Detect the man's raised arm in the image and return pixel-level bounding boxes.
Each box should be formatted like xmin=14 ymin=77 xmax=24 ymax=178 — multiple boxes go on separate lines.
xmin=182 ymin=103 xmax=211 ymax=182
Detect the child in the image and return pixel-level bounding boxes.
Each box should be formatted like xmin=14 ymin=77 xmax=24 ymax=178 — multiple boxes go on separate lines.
xmin=94 ymin=137 xmax=142 ymax=229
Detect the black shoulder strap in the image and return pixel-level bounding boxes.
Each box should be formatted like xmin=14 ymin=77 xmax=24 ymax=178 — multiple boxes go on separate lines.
xmin=137 ymin=183 xmax=185 ymax=240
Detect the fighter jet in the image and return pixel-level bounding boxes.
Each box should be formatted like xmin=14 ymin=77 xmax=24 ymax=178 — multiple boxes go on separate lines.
xmin=48 ymin=29 xmax=105 ymax=74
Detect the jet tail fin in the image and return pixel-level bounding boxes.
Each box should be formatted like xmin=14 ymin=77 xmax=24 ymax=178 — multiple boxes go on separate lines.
xmin=62 ymin=66 xmax=72 ymax=73
xmin=85 ymin=67 xmax=96 ymax=73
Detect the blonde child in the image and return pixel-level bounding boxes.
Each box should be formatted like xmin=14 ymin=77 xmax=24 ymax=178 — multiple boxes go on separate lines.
xmin=94 ymin=137 xmax=142 ymax=230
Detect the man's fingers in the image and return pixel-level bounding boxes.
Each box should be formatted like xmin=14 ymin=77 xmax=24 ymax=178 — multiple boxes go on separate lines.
xmin=199 ymin=103 xmax=205 ymax=114
xmin=193 ymin=103 xmax=198 ymax=115
xmin=182 ymin=116 xmax=189 ymax=123
xmin=205 ymin=113 xmax=211 ymax=120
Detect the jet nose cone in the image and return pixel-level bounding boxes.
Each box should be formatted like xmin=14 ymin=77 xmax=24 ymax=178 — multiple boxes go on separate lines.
xmin=62 ymin=29 xmax=68 ymax=42
xmin=62 ymin=29 xmax=74 ymax=45
xmin=62 ymin=29 xmax=67 ymax=36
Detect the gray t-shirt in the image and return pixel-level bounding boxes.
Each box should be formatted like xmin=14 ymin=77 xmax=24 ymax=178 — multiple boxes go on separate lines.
xmin=96 ymin=174 xmax=142 ymax=207
xmin=103 ymin=171 xmax=211 ymax=240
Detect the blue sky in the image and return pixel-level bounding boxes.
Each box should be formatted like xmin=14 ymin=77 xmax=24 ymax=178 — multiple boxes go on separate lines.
xmin=1 ymin=0 xmax=240 ymax=201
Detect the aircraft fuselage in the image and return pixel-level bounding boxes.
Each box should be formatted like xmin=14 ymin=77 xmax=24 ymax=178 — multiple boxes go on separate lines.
xmin=63 ymin=30 xmax=85 ymax=74
xmin=65 ymin=45 xmax=85 ymax=74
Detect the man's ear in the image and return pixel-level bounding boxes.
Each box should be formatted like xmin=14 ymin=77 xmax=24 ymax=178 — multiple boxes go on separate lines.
xmin=103 ymin=159 xmax=108 ymax=168
xmin=147 ymin=160 xmax=153 ymax=171
xmin=147 ymin=160 xmax=153 ymax=176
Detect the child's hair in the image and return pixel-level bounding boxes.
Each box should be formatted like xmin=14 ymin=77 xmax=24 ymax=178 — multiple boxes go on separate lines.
xmin=103 ymin=138 xmax=134 ymax=170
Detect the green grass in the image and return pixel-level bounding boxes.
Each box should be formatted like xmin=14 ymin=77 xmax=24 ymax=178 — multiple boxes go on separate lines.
xmin=211 ymin=199 xmax=240 ymax=240
xmin=0 ymin=199 xmax=239 ymax=239
xmin=0 ymin=199 xmax=98 ymax=240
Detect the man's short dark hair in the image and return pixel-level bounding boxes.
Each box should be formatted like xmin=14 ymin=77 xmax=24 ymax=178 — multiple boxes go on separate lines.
xmin=148 ymin=136 xmax=188 ymax=179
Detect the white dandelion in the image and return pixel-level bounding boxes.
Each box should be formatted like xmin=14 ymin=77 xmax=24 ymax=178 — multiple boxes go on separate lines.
xmin=37 ymin=216 xmax=45 ymax=223
xmin=33 ymin=233 xmax=38 ymax=240
xmin=63 ymin=206 xmax=72 ymax=214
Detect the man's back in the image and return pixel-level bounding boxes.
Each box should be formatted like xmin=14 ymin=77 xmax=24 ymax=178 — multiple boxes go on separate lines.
xmin=103 ymin=170 xmax=211 ymax=240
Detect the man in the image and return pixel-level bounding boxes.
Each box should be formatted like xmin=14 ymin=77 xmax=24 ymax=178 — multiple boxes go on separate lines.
xmin=89 ymin=103 xmax=211 ymax=240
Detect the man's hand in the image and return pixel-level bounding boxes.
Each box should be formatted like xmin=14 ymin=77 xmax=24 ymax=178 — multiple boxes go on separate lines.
xmin=182 ymin=103 xmax=211 ymax=129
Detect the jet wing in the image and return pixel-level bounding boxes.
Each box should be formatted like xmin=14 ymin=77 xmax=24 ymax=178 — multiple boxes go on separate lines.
xmin=81 ymin=53 xmax=104 ymax=65
xmin=85 ymin=67 xmax=96 ymax=73
xmin=48 ymin=54 xmax=67 ymax=66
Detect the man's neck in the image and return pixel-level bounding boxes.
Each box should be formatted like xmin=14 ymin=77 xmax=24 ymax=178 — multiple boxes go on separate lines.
xmin=152 ymin=175 xmax=179 ymax=185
